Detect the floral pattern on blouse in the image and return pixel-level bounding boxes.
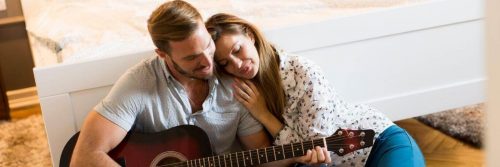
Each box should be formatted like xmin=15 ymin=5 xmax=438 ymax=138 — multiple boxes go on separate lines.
xmin=274 ymin=50 xmax=394 ymax=166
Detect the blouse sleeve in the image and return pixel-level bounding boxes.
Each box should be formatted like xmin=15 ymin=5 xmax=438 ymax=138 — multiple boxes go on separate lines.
xmin=274 ymin=56 xmax=344 ymax=145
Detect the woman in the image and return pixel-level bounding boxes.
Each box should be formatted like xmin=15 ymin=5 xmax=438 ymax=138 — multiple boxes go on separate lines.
xmin=206 ymin=13 xmax=425 ymax=167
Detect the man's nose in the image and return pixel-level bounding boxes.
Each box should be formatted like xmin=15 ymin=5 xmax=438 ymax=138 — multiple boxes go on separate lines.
xmin=199 ymin=52 xmax=211 ymax=66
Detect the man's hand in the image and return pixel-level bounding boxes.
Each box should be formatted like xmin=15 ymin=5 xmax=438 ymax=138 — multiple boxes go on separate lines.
xmin=295 ymin=146 xmax=332 ymax=167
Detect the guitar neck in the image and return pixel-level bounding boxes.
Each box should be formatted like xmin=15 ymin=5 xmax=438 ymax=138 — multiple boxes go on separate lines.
xmin=165 ymin=129 xmax=374 ymax=167
xmin=182 ymin=138 xmax=330 ymax=167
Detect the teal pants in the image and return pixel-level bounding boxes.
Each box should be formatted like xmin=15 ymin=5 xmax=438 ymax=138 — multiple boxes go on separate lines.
xmin=365 ymin=125 xmax=425 ymax=167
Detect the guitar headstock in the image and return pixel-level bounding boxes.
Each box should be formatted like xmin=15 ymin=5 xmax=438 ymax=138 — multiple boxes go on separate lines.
xmin=326 ymin=129 xmax=375 ymax=156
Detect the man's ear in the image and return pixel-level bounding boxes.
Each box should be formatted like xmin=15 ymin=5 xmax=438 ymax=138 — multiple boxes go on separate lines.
xmin=155 ymin=49 xmax=169 ymax=59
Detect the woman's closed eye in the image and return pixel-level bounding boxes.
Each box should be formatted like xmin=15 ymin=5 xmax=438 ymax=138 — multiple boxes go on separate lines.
xmin=232 ymin=46 xmax=241 ymax=55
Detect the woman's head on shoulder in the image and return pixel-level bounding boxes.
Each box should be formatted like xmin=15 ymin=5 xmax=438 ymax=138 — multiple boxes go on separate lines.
xmin=206 ymin=13 xmax=286 ymax=122
xmin=205 ymin=13 xmax=276 ymax=80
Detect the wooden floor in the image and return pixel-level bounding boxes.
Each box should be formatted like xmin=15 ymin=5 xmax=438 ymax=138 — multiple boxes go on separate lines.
xmin=395 ymin=119 xmax=484 ymax=167
xmin=8 ymin=105 xmax=484 ymax=166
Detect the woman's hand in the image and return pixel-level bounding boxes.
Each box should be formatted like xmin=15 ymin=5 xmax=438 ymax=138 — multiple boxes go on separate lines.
xmin=295 ymin=146 xmax=332 ymax=167
xmin=232 ymin=78 xmax=284 ymax=138
xmin=232 ymin=78 xmax=269 ymax=119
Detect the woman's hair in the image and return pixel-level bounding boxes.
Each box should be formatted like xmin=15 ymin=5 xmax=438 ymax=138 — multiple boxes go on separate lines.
xmin=206 ymin=13 xmax=286 ymax=123
xmin=147 ymin=0 xmax=202 ymax=54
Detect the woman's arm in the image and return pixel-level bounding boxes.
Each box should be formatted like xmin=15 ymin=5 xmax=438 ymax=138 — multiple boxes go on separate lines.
xmin=232 ymin=78 xmax=332 ymax=166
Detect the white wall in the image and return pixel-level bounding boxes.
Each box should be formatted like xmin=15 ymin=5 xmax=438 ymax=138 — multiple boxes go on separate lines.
xmin=486 ymin=0 xmax=499 ymax=166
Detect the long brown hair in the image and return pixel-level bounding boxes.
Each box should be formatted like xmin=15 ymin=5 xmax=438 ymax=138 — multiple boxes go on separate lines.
xmin=147 ymin=0 xmax=202 ymax=54
xmin=206 ymin=13 xmax=286 ymax=123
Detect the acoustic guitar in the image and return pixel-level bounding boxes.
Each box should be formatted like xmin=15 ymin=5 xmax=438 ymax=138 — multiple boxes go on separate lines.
xmin=61 ymin=125 xmax=374 ymax=167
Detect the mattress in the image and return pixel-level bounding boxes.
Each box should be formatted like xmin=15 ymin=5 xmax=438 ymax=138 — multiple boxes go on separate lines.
xmin=21 ymin=0 xmax=428 ymax=67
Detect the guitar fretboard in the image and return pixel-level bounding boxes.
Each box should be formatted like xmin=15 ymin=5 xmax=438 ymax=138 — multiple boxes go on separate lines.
xmin=181 ymin=138 xmax=327 ymax=167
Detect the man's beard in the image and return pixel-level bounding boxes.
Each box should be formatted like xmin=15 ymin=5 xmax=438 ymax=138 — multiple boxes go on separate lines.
xmin=170 ymin=57 xmax=212 ymax=80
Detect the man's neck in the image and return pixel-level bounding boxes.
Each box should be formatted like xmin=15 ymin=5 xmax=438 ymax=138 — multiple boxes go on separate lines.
xmin=164 ymin=60 xmax=209 ymax=112
xmin=164 ymin=59 xmax=207 ymax=86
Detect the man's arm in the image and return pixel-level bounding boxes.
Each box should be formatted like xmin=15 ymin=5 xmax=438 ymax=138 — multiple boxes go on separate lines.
xmin=70 ymin=111 xmax=127 ymax=167
xmin=239 ymin=129 xmax=270 ymax=150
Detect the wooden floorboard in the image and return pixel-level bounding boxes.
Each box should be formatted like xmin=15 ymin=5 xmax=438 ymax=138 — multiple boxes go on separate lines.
xmin=395 ymin=118 xmax=484 ymax=167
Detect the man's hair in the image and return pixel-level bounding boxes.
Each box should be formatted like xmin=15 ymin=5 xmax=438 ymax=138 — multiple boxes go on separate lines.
xmin=147 ymin=0 xmax=202 ymax=54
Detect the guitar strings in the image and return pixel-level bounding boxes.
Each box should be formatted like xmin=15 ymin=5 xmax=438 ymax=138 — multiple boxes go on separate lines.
xmin=155 ymin=134 xmax=371 ymax=167
xmin=156 ymin=135 xmax=368 ymax=167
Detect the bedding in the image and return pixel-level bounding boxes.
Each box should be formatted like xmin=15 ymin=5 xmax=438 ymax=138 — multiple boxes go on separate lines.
xmin=22 ymin=0 xmax=427 ymax=67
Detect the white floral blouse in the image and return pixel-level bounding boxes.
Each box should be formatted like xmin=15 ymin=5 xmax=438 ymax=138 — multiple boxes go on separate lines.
xmin=274 ymin=50 xmax=394 ymax=166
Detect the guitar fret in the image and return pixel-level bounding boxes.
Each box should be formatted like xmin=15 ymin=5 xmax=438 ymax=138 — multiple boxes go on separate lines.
xmin=259 ymin=148 xmax=266 ymax=164
xmin=265 ymin=147 xmax=269 ymax=163
xmin=224 ymin=154 xmax=228 ymax=167
xmin=257 ymin=149 xmax=261 ymax=164
xmin=234 ymin=153 xmax=238 ymax=167
xmin=246 ymin=151 xmax=251 ymax=166
xmin=230 ymin=153 xmax=233 ymax=167
xmin=186 ymin=161 xmax=189 ymax=167
xmin=323 ymin=137 xmax=327 ymax=149
xmin=242 ymin=151 xmax=246 ymax=167
xmin=217 ymin=155 xmax=221 ymax=167
xmin=282 ymin=144 xmax=286 ymax=160
xmin=291 ymin=143 xmax=295 ymax=157
xmin=273 ymin=146 xmax=277 ymax=161
xmin=301 ymin=141 xmax=305 ymax=155
xmin=311 ymin=140 xmax=314 ymax=149
xmin=249 ymin=150 xmax=253 ymax=166
xmin=236 ymin=152 xmax=240 ymax=167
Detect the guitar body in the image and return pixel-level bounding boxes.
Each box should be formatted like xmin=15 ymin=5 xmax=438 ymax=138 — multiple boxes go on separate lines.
xmin=61 ymin=125 xmax=213 ymax=167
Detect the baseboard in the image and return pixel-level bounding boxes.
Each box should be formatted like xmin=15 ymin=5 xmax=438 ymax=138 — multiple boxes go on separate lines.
xmin=6 ymin=86 xmax=39 ymax=110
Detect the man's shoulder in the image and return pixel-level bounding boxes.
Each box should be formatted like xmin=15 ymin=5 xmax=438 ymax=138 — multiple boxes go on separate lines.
xmin=122 ymin=56 xmax=165 ymax=82
xmin=114 ymin=56 xmax=163 ymax=91
xmin=214 ymin=73 xmax=234 ymax=91
xmin=127 ymin=56 xmax=161 ymax=75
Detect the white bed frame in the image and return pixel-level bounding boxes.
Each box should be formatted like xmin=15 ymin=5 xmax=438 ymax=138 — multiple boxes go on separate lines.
xmin=32 ymin=0 xmax=485 ymax=166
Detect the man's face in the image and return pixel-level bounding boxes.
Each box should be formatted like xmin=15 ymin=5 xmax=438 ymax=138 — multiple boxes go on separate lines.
xmin=160 ymin=22 xmax=216 ymax=80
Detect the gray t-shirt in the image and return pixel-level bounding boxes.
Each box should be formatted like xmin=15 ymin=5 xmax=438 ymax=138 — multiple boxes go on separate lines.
xmin=94 ymin=56 xmax=263 ymax=154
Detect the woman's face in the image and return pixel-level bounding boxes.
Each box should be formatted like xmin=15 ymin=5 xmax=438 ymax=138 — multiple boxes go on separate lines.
xmin=214 ymin=33 xmax=260 ymax=79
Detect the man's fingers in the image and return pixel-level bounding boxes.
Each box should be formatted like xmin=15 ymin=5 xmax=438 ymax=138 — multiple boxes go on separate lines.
xmin=310 ymin=148 xmax=318 ymax=164
xmin=323 ymin=147 xmax=332 ymax=164
xmin=316 ymin=146 xmax=325 ymax=162
xmin=296 ymin=149 xmax=312 ymax=164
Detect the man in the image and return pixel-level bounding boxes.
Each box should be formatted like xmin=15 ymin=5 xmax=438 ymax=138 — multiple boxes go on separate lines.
xmin=70 ymin=1 xmax=270 ymax=166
